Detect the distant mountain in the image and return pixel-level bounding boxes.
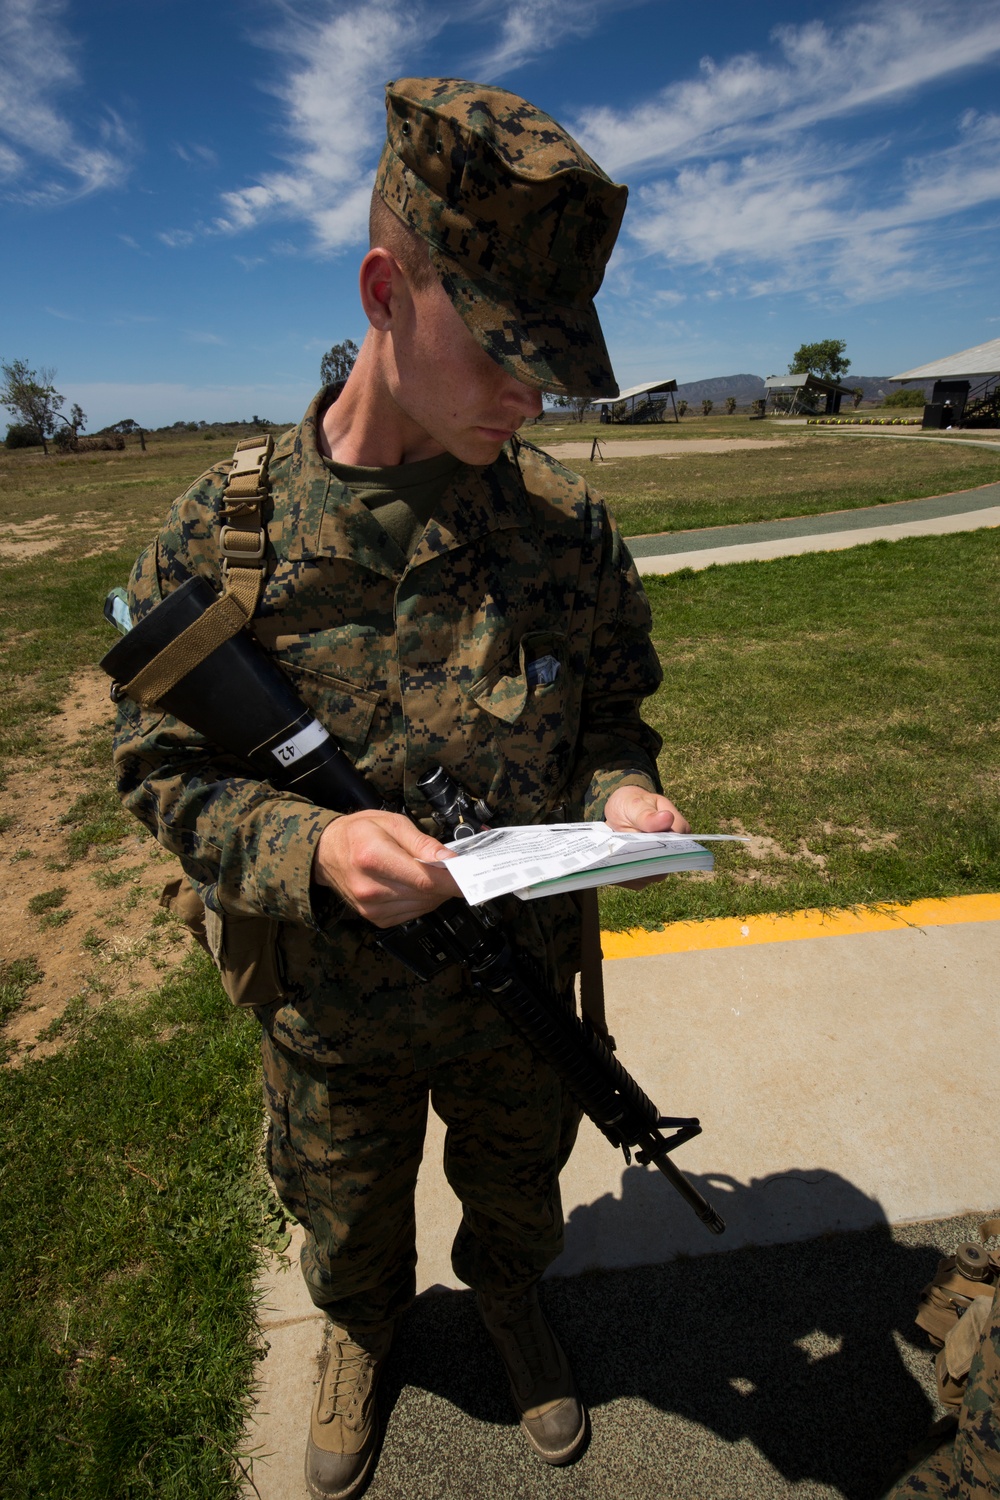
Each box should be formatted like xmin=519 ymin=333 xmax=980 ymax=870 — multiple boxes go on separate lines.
xmin=674 ymin=373 xmax=765 ymax=405
xmin=848 ymin=375 xmax=932 ymax=402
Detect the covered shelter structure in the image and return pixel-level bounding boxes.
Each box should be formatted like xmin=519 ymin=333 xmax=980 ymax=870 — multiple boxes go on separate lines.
xmin=763 ymin=373 xmax=850 ymax=416
xmin=592 ymin=378 xmax=678 ymax=424
xmin=891 ymin=338 xmax=1000 ymax=428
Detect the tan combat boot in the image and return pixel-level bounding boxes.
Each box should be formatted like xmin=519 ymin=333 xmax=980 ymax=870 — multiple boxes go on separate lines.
xmin=304 ymin=1320 xmax=393 ymax=1500
xmin=478 ymin=1288 xmax=587 ymax=1464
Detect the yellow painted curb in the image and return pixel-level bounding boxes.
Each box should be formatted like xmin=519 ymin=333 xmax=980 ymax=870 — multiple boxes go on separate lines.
xmin=601 ymin=892 xmax=1000 ymax=961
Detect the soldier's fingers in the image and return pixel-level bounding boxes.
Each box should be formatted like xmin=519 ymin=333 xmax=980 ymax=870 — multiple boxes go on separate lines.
xmin=605 ymin=787 xmax=690 ymax=835
xmin=314 ymin=813 xmax=458 ymax=923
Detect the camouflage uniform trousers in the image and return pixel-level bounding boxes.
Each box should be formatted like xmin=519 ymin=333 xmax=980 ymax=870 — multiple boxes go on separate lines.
xmin=883 ymin=1282 xmax=1000 ymax=1498
xmin=262 ymin=1025 xmax=583 ymax=1328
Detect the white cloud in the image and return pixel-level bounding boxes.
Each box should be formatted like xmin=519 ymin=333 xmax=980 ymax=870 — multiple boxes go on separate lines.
xmin=169 ymin=0 xmax=1000 ymax=308
xmin=213 ymin=0 xmax=429 ymax=253
xmin=576 ymin=0 xmax=1000 ymax=177
xmin=580 ymin=1 xmax=1000 ymax=304
xmin=158 ymin=229 xmax=195 ymax=249
xmin=0 ymin=139 xmax=21 ymax=177
xmin=173 ymin=141 xmax=218 ymax=169
xmin=627 ymin=108 xmax=1000 ymax=301
xmin=205 ymin=0 xmax=626 ymax=252
xmin=471 ymin=0 xmax=604 ymax=76
xmin=0 ymin=0 xmax=134 ymax=203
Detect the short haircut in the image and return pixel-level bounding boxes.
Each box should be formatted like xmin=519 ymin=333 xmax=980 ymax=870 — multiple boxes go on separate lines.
xmin=369 ymin=188 xmax=437 ymax=291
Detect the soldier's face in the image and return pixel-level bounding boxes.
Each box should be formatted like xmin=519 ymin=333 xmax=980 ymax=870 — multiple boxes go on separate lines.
xmin=390 ymin=274 xmax=543 ymax=465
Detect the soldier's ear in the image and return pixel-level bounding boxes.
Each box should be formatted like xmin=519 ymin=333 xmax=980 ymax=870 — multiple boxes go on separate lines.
xmin=359 ymin=248 xmax=404 ymax=330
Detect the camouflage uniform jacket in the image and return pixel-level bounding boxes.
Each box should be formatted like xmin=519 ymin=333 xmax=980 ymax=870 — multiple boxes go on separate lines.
xmin=114 ymin=389 xmax=664 ymax=1069
xmin=884 ymin=1279 xmax=1000 ymax=1498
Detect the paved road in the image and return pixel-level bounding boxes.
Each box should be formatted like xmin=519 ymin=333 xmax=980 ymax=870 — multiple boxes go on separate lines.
xmin=627 ymin=480 xmax=1000 ymax=574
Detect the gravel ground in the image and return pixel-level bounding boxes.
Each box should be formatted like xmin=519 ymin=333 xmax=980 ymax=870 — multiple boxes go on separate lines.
xmin=361 ymin=1211 xmax=997 ymax=1500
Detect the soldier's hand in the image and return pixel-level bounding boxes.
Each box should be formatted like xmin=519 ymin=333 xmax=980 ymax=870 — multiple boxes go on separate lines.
xmin=603 ymin=786 xmax=691 ymax=889
xmin=313 ymin=811 xmax=458 ymax=927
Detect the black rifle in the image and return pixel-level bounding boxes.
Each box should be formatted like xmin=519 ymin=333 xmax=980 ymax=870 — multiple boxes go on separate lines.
xmin=103 ymin=575 xmax=725 ymax=1236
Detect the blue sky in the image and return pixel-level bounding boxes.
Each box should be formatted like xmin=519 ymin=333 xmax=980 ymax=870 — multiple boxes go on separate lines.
xmin=2 ymin=0 xmax=1000 ymax=429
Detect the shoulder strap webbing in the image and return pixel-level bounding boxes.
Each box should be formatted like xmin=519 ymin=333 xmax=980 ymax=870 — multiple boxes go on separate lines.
xmin=120 ymin=435 xmax=273 ymax=708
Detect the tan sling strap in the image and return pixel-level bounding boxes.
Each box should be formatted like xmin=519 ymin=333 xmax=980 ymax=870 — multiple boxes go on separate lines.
xmin=120 ymin=435 xmax=273 ymax=708
xmin=575 ymin=887 xmax=615 ymax=1049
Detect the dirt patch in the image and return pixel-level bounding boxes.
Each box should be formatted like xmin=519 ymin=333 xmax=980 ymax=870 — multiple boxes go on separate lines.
xmin=821 ymin=821 xmax=899 ymax=852
xmin=0 ymin=670 xmax=194 ymax=1062
xmin=727 ymin=821 xmax=828 ymax=870
xmin=0 ymin=511 xmax=134 ymax=560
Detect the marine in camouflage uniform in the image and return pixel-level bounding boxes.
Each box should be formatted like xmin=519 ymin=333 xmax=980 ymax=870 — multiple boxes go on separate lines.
xmin=115 ymin=392 xmax=663 ymax=1313
xmin=883 ymin=1281 xmax=1000 ymax=1498
xmin=113 ymin=76 xmax=681 ymax=1494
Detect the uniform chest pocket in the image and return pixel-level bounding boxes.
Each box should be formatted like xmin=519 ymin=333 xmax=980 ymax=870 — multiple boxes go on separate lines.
xmin=275 ymin=659 xmax=380 ymax=756
xmin=469 ymin=631 xmax=576 ymax=799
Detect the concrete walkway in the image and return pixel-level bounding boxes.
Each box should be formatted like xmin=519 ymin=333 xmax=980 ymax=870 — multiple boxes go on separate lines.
xmin=243 ymin=894 xmax=1000 ymax=1500
xmin=628 ymin=480 xmax=1000 ymax=574
xmin=542 ymin=438 xmax=793 ymax=458
xmin=811 ymin=428 xmax=1000 ymax=450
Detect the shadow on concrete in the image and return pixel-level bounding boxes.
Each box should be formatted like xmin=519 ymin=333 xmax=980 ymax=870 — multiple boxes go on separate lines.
xmin=371 ymin=1175 xmax=983 ymax=1500
xmin=554 ymin=1160 xmax=895 ymax=1274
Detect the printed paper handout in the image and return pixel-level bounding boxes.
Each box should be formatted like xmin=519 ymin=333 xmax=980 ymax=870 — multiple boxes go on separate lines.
xmin=434 ymin=823 xmax=748 ymax=905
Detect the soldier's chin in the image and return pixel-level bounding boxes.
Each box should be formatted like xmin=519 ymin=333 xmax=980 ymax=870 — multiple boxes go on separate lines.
xmin=460 ymin=427 xmax=514 ymax=463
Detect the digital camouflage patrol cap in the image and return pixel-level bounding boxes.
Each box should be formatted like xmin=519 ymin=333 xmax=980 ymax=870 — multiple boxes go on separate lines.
xmin=375 ymin=77 xmax=627 ymax=399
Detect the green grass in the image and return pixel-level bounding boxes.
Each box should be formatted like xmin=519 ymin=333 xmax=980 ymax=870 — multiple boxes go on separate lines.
xmin=60 ymin=785 xmax=134 ymax=857
xmin=0 ymin=951 xmax=277 ymax=1498
xmin=599 ymin=528 xmax=1000 ymax=930
xmin=0 ymin=432 xmax=274 ymax=783
xmin=26 ymin=886 xmax=68 ymax=915
xmin=0 ymin=955 xmax=42 ymax=1050
xmin=583 ymin=438 xmax=1000 ymax=536
xmin=0 ymin=428 xmax=267 ymax=528
xmin=0 ymin=548 xmax=141 ymax=769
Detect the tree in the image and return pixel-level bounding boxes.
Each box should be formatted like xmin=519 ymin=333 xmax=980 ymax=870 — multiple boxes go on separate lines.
xmin=725 ymin=396 xmax=736 ymax=414
xmin=852 ymin=388 xmax=864 ymax=410
xmin=701 ymin=398 xmax=713 ymax=416
xmin=0 ymin=359 xmax=65 ymax=456
xmin=676 ymin=399 xmax=688 ymax=417
xmin=108 ymin=417 xmax=147 ymax=450
xmin=884 ymin=387 xmax=927 ymax=409
xmin=52 ymin=401 xmax=89 ymax=453
xmin=5 ymin=423 xmax=41 ymax=449
xmin=320 ymin=339 xmax=359 ymax=388
xmin=550 ymin=394 xmax=592 ymax=423
xmin=788 ymin=339 xmax=851 ymax=382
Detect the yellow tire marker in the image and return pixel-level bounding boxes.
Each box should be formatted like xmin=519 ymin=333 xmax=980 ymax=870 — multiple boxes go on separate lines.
xmin=601 ymin=892 xmax=1000 ymax=961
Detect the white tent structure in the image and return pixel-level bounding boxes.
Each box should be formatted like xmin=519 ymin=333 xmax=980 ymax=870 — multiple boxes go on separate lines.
xmin=891 ymin=337 xmax=1000 ymax=383
xmin=591 ymin=377 xmax=678 ymax=423
xmin=890 ymin=338 xmax=1000 ymax=428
